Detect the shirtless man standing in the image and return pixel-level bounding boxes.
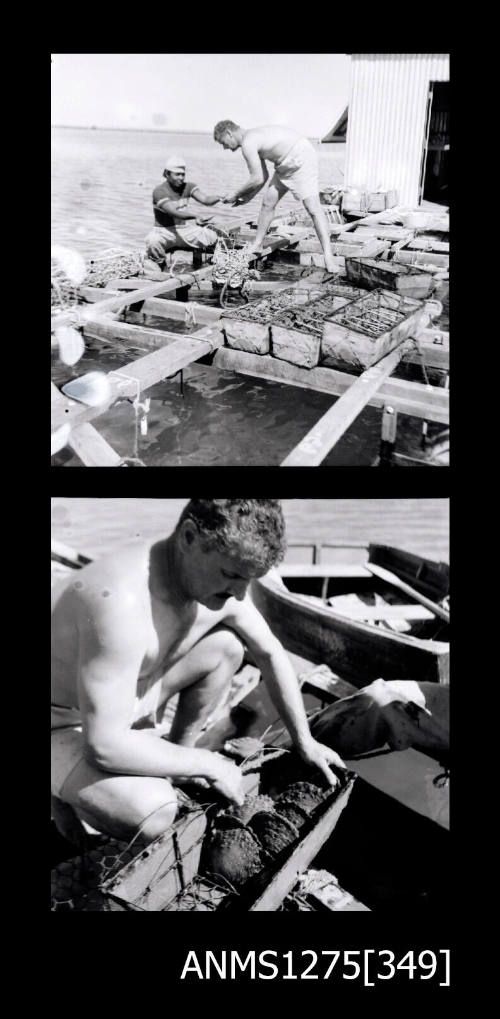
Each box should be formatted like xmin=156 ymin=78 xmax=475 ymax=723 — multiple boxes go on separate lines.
xmin=51 ymin=500 xmax=344 ymax=846
xmin=213 ymin=121 xmax=337 ymax=273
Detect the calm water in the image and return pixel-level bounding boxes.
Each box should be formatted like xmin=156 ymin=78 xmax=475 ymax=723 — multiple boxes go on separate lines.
xmin=51 ymin=128 xmax=446 ymax=467
xmin=51 ymin=498 xmax=449 ymax=562
xmin=51 ymin=127 xmax=346 ymax=255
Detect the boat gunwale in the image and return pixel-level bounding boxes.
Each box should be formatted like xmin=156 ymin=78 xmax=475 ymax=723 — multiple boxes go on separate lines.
xmin=252 ymin=572 xmax=449 ymax=656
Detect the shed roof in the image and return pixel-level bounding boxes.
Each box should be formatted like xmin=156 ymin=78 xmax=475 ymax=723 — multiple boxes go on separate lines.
xmin=322 ymin=107 xmax=348 ymax=143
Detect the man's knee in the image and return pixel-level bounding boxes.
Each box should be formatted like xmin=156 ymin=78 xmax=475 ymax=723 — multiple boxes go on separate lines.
xmin=302 ymin=194 xmax=321 ymax=215
xmin=138 ymin=784 xmax=178 ymax=843
xmin=66 ymin=771 xmax=179 ymax=845
xmin=214 ymin=628 xmax=245 ymax=674
xmin=146 ymin=230 xmax=174 ymax=259
xmin=262 ymin=188 xmax=280 ymax=210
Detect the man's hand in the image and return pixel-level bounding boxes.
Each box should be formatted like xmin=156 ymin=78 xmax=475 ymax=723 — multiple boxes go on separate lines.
xmin=196 ymin=214 xmax=213 ymax=225
xmin=208 ymin=753 xmax=245 ymax=805
xmin=296 ymin=737 xmax=346 ymax=786
xmin=220 ymin=192 xmax=237 ymax=204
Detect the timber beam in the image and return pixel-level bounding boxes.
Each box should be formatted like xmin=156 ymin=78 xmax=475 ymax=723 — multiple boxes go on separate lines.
xmin=212 ymin=348 xmax=449 ymax=424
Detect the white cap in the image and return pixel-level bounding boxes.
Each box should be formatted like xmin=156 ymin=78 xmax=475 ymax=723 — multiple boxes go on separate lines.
xmin=165 ymin=154 xmax=186 ymax=171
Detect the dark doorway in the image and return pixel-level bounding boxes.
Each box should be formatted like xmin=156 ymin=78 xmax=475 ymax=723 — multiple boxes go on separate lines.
xmin=420 ymin=81 xmax=449 ymax=205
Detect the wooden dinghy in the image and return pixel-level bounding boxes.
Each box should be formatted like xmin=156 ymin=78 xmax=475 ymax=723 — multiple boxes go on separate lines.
xmin=251 ymin=544 xmax=449 ymax=685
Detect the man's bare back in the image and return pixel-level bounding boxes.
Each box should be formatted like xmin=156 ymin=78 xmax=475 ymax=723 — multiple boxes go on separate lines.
xmin=240 ymin=125 xmax=303 ymax=166
xmin=213 ymin=121 xmax=337 ymax=272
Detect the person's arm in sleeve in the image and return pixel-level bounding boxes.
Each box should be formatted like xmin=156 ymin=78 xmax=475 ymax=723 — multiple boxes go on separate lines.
xmin=76 ymin=587 xmax=244 ymax=804
xmin=154 ymin=197 xmax=198 ymax=221
xmin=224 ymin=593 xmax=346 ymax=782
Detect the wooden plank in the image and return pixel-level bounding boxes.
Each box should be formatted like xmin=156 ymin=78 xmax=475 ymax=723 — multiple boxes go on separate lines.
xmin=366 ymin=563 xmax=450 ymax=622
xmin=212 ymin=348 xmax=449 ymax=423
xmin=83 ymin=316 xmax=183 ymax=350
xmin=67 ymin=422 xmax=122 ymax=466
xmin=128 ymin=298 xmax=222 ymax=324
xmin=351 ymin=225 xmax=413 ymax=242
xmin=394 ymin=250 xmax=449 ymax=269
xmin=101 ymin=808 xmax=207 ymax=910
xmin=407 ymin=237 xmax=449 ymax=253
xmin=51 ymin=539 xmax=92 ymax=569
xmin=51 ymin=382 xmax=122 ymax=464
xmin=300 ymin=669 xmax=360 ymax=702
xmin=51 ymin=325 xmax=225 ymax=438
xmin=326 ymin=603 xmax=434 ymax=621
xmin=333 ymin=208 xmax=405 ymax=235
xmin=405 ymin=328 xmax=449 ymax=370
xmin=298 ymin=237 xmax=387 ymax=257
xmin=192 ymin=271 xmax=327 ymax=297
xmin=280 ymin=343 xmax=412 ymax=466
xmin=51 ymin=266 xmax=215 ymax=330
xmin=279 ymin=563 xmax=371 ymax=579
xmin=293 ymin=240 xmax=389 ymax=260
xmin=81 ymin=288 xmax=223 ymax=324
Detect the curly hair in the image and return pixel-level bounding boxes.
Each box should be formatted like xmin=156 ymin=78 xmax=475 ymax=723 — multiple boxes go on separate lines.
xmin=176 ymin=499 xmax=287 ymax=572
xmin=213 ymin=120 xmax=240 ymax=142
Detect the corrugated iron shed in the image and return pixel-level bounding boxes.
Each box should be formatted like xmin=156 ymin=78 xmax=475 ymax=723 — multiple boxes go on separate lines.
xmin=344 ymin=54 xmax=449 ymax=206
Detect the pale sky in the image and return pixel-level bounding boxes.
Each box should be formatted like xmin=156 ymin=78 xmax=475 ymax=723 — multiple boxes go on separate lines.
xmin=51 ymin=53 xmax=350 ymax=137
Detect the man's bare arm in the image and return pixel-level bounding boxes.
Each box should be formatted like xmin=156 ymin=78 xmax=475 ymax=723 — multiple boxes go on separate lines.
xmin=190 ymin=186 xmax=222 ymax=206
xmin=223 ymin=147 xmax=269 ymax=204
xmin=75 ymin=589 xmax=244 ymax=802
xmin=224 ymin=593 xmax=346 ymax=780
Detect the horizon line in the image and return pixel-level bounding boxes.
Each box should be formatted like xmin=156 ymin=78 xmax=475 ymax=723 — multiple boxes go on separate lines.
xmin=51 ymin=124 xmax=214 ymax=134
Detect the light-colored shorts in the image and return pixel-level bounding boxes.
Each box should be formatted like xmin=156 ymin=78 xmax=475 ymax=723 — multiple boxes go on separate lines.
xmin=51 ymin=673 xmax=169 ymax=800
xmin=145 ymin=223 xmax=218 ymax=262
xmin=270 ymin=138 xmax=319 ymax=201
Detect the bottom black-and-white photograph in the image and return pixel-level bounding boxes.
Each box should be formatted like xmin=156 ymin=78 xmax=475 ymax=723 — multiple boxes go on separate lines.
xmin=51 ymin=498 xmax=449 ymax=912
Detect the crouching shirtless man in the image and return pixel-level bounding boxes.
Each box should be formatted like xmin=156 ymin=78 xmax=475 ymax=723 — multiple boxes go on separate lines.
xmin=51 ymin=499 xmax=344 ymax=846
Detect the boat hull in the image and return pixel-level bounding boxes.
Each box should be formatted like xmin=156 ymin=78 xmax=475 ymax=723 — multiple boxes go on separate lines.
xmin=251 ymin=573 xmax=449 ymax=685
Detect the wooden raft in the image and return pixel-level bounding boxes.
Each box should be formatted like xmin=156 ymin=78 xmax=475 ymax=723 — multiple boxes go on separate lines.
xmin=51 ymin=219 xmax=448 ymax=465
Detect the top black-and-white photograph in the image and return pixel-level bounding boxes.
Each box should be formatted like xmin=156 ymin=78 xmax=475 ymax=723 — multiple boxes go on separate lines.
xmin=51 ymin=53 xmax=449 ymax=466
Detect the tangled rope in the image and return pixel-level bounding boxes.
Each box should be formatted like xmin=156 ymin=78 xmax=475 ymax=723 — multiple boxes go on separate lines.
xmin=51 ymin=260 xmax=81 ymax=311
xmin=84 ymin=248 xmax=146 ymax=287
xmin=211 ymin=237 xmax=261 ymax=307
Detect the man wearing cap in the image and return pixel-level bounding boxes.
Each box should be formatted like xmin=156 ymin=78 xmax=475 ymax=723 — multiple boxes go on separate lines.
xmin=145 ymin=156 xmax=221 ymax=272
